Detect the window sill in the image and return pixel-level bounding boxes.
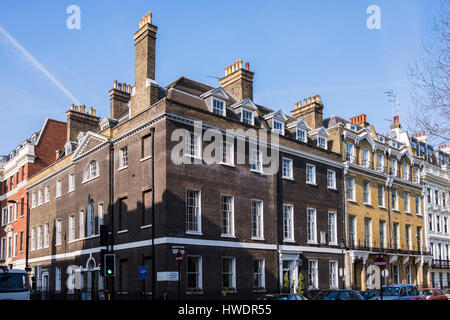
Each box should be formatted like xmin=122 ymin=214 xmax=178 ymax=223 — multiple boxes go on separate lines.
xmin=283 ymin=239 xmax=296 ymax=244
xmin=186 ymin=291 xmax=204 ymax=295
xmin=250 ymin=169 xmax=263 ymax=174
xmin=307 ymin=241 xmax=319 ymax=245
xmin=393 ymin=209 xmax=400 ymax=213
xmin=82 ymin=175 xmax=100 ymax=185
xmin=348 ymin=199 xmax=358 ymax=204
xmin=220 ymin=162 xmax=235 ymax=168
xmin=306 ymin=182 xmax=317 ymax=186
xmin=140 ymin=224 xmax=152 ymax=230
xmin=117 ymin=166 xmax=128 ymax=172
xmin=117 ymin=229 xmax=128 ymax=234
xmin=140 ymin=155 xmax=152 ymax=162
xmin=253 ymin=289 xmax=266 ymax=293
xmin=378 ymin=206 xmax=387 ymax=210
xmin=363 ymin=202 xmax=372 ymax=206
xmin=186 ymin=231 xmax=203 ymax=236
xmin=251 ymin=237 xmax=265 ymax=241
xmin=221 ymin=234 xmax=236 ymax=239
xmin=328 ymin=187 xmax=337 ymax=191
xmin=68 ymin=189 xmax=75 ymax=194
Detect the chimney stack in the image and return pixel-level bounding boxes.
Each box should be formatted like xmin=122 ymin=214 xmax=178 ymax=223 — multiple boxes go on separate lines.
xmin=349 ymin=114 xmax=369 ymax=127
xmin=290 ymin=94 xmax=324 ymax=129
xmin=66 ymin=105 xmax=100 ymax=142
xmin=109 ymin=80 xmax=131 ymax=119
xmin=131 ymin=12 xmax=159 ymax=118
xmin=219 ymin=60 xmax=254 ymax=101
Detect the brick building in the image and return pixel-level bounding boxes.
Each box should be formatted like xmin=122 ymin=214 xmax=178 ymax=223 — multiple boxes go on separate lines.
xmin=325 ymin=114 xmax=433 ymax=290
xmin=26 ymin=12 xmax=346 ymax=300
xmin=0 ymin=119 xmax=66 ymax=270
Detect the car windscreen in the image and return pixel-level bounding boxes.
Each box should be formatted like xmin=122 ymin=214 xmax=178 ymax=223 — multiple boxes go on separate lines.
xmin=0 ymin=273 xmax=30 ymax=292
xmin=420 ymin=289 xmax=433 ymax=296
xmin=382 ymin=287 xmax=400 ymax=296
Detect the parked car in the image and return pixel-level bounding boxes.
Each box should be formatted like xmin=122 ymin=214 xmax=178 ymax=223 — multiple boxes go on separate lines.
xmin=312 ymin=290 xmax=365 ymax=300
xmin=257 ymin=293 xmax=307 ymax=300
xmin=0 ymin=268 xmax=30 ymax=300
xmin=360 ymin=290 xmax=380 ymax=300
xmin=374 ymin=284 xmax=425 ymax=300
xmin=420 ymin=288 xmax=448 ymax=300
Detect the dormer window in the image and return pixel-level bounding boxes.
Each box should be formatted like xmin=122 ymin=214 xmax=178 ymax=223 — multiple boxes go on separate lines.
xmin=390 ymin=141 xmax=398 ymax=148
xmin=31 ymin=134 xmax=37 ymax=145
xmin=297 ymin=129 xmax=307 ymax=143
xmin=242 ymin=109 xmax=254 ymax=125
xmin=317 ymin=136 xmax=327 ymax=149
xmin=212 ymin=99 xmax=225 ymax=116
xmin=350 ymin=124 xmax=357 ymax=131
xmin=378 ymin=136 xmax=385 ymax=143
xmin=273 ymin=120 xmax=284 ymax=135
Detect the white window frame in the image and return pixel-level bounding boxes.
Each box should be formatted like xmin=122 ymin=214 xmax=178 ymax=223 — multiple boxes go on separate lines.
xmin=55 ymin=219 xmax=62 ymax=246
xmin=220 ymin=195 xmax=235 ymax=238
xmin=329 ymin=261 xmax=338 ymax=289
xmin=392 ymin=189 xmax=399 ymax=210
xmin=403 ymin=163 xmax=410 ymax=180
xmin=250 ymin=148 xmax=263 ymax=173
xmin=212 ymin=98 xmax=225 ymax=116
xmin=186 ymin=255 xmax=203 ymax=293
xmin=37 ymin=225 xmax=42 ymax=249
xmin=43 ymin=223 xmax=49 ymax=248
xmin=119 ymin=146 xmax=128 ymax=169
xmin=69 ymin=215 xmax=75 ymax=242
xmin=55 ymin=267 xmax=62 ymax=293
xmin=30 ymin=228 xmax=36 ymax=251
xmin=327 ymin=170 xmax=336 ymax=189
xmin=68 ymin=173 xmax=75 ymax=192
xmin=306 ymin=164 xmax=316 ymax=185
xmin=376 ymin=153 xmax=384 ymax=172
xmin=220 ymin=140 xmax=234 ymax=166
xmin=273 ymin=120 xmax=284 ymax=135
xmin=328 ymin=212 xmax=337 ymax=245
xmin=415 ymin=195 xmax=421 ymax=215
xmin=186 ymin=189 xmax=202 ymax=235
xmin=307 ymin=208 xmax=317 ymax=244
xmin=222 ymin=257 xmax=236 ymax=292
xmin=241 ymin=109 xmax=254 ymax=125
xmin=283 ymin=204 xmax=294 ymax=242
xmin=79 ymin=210 xmax=85 ymax=239
xmin=282 ymin=158 xmax=293 ymax=180
xmin=56 ymin=180 xmax=62 ymax=198
xmin=378 ymin=185 xmax=385 ymax=208
xmin=1 ymin=207 xmax=7 ymax=226
xmin=253 ymin=259 xmax=266 ymax=291
xmin=364 ymin=218 xmax=372 ymax=248
xmin=84 ymin=161 xmax=99 ymax=182
xmin=185 ymin=132 xmax=202 ymax=159
xmin=363 ymin=181 xmax=371 ymax=205
xmin=38 ymin=189 xmax=43 ymax=206
xmin=308 ymin=260 xmax=319 ymax=290
xmin=318 ymin=136 xmax=327 ymax=149
xmin=31 ymin=192 xmax=37 ymax=208
xmin=404 ymin=192 xmax=411 ymax=213
xmin=44 ymin=185 xmax=50 ymax=203
xmin=296 ymin=129 xmax=307 ymax=143
xmin=347 ymin=177 xmax=356 ymax=202
xmin=251 ymin=200 xmax=264 ymax=240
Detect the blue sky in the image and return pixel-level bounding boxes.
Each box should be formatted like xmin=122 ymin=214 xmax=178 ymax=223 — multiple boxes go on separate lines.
xmin=0 ymin=0 xmax=442 ymax=153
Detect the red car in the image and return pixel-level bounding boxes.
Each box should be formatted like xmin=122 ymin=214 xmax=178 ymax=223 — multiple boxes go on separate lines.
xmin=420 ymin=288 xmax=448 ymax=300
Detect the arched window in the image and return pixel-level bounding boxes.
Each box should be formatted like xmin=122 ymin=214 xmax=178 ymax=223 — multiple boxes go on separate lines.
xmin=84 ymin=160 xmax=98 ymax=181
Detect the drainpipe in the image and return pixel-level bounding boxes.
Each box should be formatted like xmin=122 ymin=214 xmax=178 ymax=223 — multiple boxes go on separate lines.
xmin=150 ymin=127 xmax=156 ymax=301
xmin=108 ymin=142 xmax=115 ymax=300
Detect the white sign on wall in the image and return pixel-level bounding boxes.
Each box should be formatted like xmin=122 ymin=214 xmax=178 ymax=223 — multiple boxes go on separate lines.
xmin=157 ymin=271 xmax=179 ymax=282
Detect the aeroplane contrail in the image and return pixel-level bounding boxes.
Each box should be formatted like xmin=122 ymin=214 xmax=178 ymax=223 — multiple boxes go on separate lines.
xmin=0 ymin=24 xmax=81 ymax=105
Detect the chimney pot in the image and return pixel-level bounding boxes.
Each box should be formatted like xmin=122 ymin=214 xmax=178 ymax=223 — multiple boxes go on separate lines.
xmin=70 ymin=104 xmax=74 ymax=110
xmin=245 ymin=62 xmax=250 ymax=71
xmin=113 ymin=80 xmax=117 ymax=89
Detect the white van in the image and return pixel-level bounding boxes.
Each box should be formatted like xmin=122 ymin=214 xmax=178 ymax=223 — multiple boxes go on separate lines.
xmin=0 ymin=268 xmax=30 ymax=300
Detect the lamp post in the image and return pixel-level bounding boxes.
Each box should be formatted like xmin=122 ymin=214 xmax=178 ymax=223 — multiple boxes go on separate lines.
xmin=8 ymin=199 xmax=31 ymax=272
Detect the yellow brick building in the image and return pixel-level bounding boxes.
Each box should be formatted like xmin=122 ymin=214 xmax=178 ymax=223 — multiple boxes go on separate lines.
xmin=326 ymin=114 xmax=432 ymax=290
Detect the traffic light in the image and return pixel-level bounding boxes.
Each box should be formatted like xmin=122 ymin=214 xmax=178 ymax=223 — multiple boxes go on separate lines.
xmin=103 ymin=254 xmax=116 ymax=277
